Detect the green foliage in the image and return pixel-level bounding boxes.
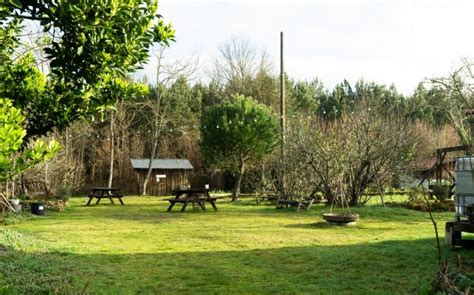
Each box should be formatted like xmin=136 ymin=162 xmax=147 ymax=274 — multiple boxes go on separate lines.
xmin=168 ymin=76 xmax=201 ymax=126
xmin=200 ymin=79 xmax=225 ymax=108
xmin=94 ymin=76 xmax=149 ymax=120
xmin=0 ymin=41 xmax=54 ymax=139
xmin=0 ymin=18 xmax=21 ymax=61
xmin=431 ymin=184 xmax=452 ymax=201
xmin=0 ymin=0 xmax=174 ymax=139
xmin=448 ymin=271 xmax=474 ymax=294
xmin=405 ymin=83 xmax=450 ymax=126
xmin=289 ymin=79 xmax=407 ymax=121
xmin=200 ymin=95 xmax=279 ymax=173
xmin=0 ymin=98 xmax=60 ymax=183
xmin=291 ymin=79 xmax=325 ymax=115
xmin=1 ymin=0 xmax=174 ymax=84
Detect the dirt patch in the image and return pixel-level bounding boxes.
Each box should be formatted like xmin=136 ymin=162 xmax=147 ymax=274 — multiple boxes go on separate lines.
xmin=0 ymin=245 xmax=7 ymax=256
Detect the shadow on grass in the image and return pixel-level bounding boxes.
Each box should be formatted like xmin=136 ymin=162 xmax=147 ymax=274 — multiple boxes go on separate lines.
xmin=1 ymin=238 xmax=462 ymax=294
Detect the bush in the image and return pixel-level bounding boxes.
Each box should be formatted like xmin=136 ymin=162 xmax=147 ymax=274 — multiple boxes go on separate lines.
xmin=431 ymin=184 xmax=452 ymax=201
xmin=58 ymin=182 xmax=71 ymax=201
xmin=385 ymin=187 xmax=455 ymax=212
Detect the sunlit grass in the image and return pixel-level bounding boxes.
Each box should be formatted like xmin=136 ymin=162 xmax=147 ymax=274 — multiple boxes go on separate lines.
xmin=0 ymin=195 xmax=466 ymax=294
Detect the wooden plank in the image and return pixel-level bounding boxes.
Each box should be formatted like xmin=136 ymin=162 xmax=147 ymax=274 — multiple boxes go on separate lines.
xmin=452 ymin=222 xmax=474 ymax=233
xmin=437 ymin=145 xmax=470 ymax=153
xmin=168 ymin=199 xmax=186 ymax=203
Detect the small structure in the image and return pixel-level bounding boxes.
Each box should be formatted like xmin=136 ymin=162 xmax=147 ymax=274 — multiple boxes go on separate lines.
xmin=445 ymin=111 xmax=474 ymax=248
xmin=131 ymin=159 xmax=193 ymax=196
xmin=412 ymin=158 xmax=457 ymax=183
xmin=323 ymin=189 xmax=359 ymax=226
xmin=414 ymin=147 xmax=468 ymax=198
xmin=446 ymin=156 xmax=474 ymax=248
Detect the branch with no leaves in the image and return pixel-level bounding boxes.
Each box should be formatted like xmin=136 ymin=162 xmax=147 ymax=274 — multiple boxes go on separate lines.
xmin=0 ymin=193 xmax=15 ymax=215
xmin=419 ymin=186 xmax=442 ymax=264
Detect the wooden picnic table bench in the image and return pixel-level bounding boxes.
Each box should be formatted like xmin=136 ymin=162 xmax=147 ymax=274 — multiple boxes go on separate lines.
xmin=167 ymin=189 xmax=218 ymax=212
xmin=86 ymin=187 xmax=124 ymax=206
xmin=255 ymin=191 xmax=279 ymax=205
xmin=168 ymin=196 xmax=218 ymax=205
xmin=276 ymin=197 xmax=326 ymax=211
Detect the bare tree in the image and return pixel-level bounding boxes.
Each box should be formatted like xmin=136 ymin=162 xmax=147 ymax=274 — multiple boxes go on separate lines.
xmin=212 ymin=36 xmax=271 ymax=83
xmin=211 ymin=36 xmax=278 ymax=108
xmin=343 ymin=99 xmax=417 ymax=205
xmin=140 ymin=47 xmax=198 ymax=195
xmin=430 ymin=58 xmax=474 ymax=145
xmin=283 ymin=96 xmax=418 ymax=206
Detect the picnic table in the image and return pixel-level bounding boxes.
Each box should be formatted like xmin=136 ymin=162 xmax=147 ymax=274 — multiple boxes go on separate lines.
xmin=255 ymin=191 xmax=279 ymax=205
xmin=86 ymin=187 xmax=124 ymax=206
xmin=276 ymin=197 xmax=326 ymax=211
xmin=167 ymin=189 xmax=218 ymax=212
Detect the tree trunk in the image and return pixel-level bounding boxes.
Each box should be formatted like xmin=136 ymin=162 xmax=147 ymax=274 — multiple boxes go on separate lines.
xmin=142 ymin=137 xmax=158 ymax=195
xmin=108 ymin=112 xmax=114 ymax=188
xmin=65 ymin=127 xmax=69 ymax=158
xmin=349 ymin=194 xmax=359 ymax=207
xmin=44 ymin=162 xmax=50 ymax=196
xmin=232 ymin=160 xmax=245 ymax=202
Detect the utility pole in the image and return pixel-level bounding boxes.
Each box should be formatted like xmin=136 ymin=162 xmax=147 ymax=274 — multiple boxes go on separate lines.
xmin=280 ymin=31 xmax=285 ymax=158
xmin=280 ymin=31 xmax=286 ymax=192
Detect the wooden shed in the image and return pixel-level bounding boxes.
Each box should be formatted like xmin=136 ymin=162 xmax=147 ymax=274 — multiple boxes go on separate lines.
xmin=131 ymin=159 xmax=193 ymax=196
xmin=412 ymin=158 xmax=456 ymax=181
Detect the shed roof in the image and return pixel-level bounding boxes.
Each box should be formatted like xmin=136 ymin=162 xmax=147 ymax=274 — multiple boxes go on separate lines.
xmin=409 ymin=158 xmax=456 ymax=172
xmin=130 ymin=159 xmax=193 ymax=170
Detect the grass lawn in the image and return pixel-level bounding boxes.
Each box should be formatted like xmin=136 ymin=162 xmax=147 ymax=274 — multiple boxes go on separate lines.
xmin=0 ymin=195 xmax=469 ymax=294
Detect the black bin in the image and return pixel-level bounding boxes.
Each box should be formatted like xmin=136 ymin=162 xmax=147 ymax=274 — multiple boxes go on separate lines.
xmin=31 ymin=203 xmax=45 ymax=216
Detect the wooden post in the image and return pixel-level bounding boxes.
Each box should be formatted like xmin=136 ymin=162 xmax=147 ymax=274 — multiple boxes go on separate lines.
xmin=436 ymin=149 xmax=441 ymax=184
xmin=108 ymin=111 xmax=114 ymax=188
xmin=280 ymin=31 xmax=285 ymax=158
xmin=462 ymin=110 xmax=474 ymax=154
xmin=280 ymin=31 xmax=286 ymax=192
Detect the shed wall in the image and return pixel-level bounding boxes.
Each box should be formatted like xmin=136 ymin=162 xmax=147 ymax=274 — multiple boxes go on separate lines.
xmin=135 ymin=169 xmax=191 ymax=196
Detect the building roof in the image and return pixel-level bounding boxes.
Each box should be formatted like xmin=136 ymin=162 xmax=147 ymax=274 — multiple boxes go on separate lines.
xmin=409 ymin=158 xmax=456 ymax=172
xmin=130 ymin=159 xmax=193 ymax=170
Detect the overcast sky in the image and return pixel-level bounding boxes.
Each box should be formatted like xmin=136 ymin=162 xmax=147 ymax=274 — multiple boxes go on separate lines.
xmin=134 ymin=0 xmax=474 ymax=95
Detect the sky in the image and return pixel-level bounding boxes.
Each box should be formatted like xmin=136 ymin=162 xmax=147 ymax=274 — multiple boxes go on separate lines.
xmin=134 ymin=0 xmax=474 ymax=95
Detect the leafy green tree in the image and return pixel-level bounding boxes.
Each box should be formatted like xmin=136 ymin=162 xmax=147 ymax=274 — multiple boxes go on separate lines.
xmin=0 ymin=98 xmax=59 ymax=184
xmin=405 ymin=83 xmax=450 ymax=126
xmin=95 ymin=78 xmax=148 ymax=187
xmin=0 ymin=52 xmax=52 ymax=140
xmin=0 ymin=1 xmax=174 ymax=139
xmin=291 ymin=79 xmax=326 ymax=115
xmin=315 ymin=80 xmax=407 ymax=121
xmin=200 ymin=95 xmax=279 ymax=201
xmin=319 ymin=80 xmax=354 ymax=119
xmin=1 ymin=0 xmax=174 ymax=85
xmin=200 ymin=80 xmax=225 ymax=108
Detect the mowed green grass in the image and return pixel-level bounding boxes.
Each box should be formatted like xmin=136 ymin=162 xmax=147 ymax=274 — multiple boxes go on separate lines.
xmin=0 ymin=195 xmax=467 ymax=294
